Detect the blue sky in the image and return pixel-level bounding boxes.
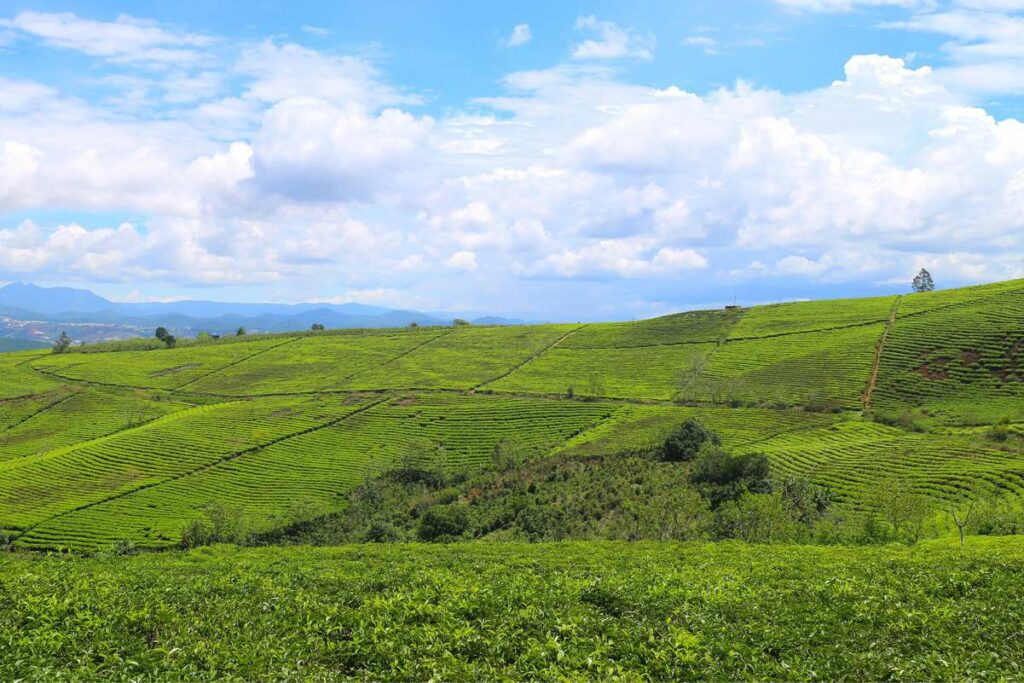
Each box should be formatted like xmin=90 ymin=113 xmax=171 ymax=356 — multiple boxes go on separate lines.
xmin=1 ymin=0 xmax=1023 ymax=319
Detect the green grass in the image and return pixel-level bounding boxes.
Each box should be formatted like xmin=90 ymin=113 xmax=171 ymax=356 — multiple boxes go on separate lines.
xmin=2 ymin=539 xmax=1024 ymax=680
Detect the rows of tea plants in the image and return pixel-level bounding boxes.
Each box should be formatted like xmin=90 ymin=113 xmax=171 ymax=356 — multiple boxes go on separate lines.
xmin=338 ymin=324 xmax=579 ymax=391
xmin=488 ymin=342 xmax=716 ymax=400
xmin=873 ymin=284 xmax=1024 ymax=425
xmin=749 ymin=420 xmax=1024 ymax=509
xmin=2 ymin=539 xmax=1024 ymax=679
xmin=0 ymin=387 xmax=188 ymax=462
xmin=187 ymin=330 xmax=446 ymax=395
xmin=682 ymin=324 xmax=883 ymax=409
xmin=560 ymin=309 xmax=740 ymax=349
xmin=0 ymin=395 xmax=372 ymax=537
xmin=727 ymin=294 xmax=896 ymax=338
xmin=556 ymin=403 xmax=839 ymax=458
xmin=0 ymin=351 xmax=62 ymax=399
xmin=29 ymin=338 xmax=291 ymax=390
xmin=14 ymin=394 xmax=616 ymax=550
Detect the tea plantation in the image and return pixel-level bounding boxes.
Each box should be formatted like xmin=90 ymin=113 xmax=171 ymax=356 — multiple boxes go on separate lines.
xmin=2 ymin=279 xmax=1024 ymax=678
xmin=0 ymin=278 xmax=1022 ymax=550
xmin=3 ymin=539 xmax=1024 ymax=680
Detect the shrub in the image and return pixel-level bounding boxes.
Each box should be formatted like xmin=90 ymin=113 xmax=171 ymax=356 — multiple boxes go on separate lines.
xmin=691 ymin=445 xmax=772 ymax=507
xmin=661 ymin=418 xmax=721 ymax=462
xmin=418 ymin=505 xmax=471 ymax=541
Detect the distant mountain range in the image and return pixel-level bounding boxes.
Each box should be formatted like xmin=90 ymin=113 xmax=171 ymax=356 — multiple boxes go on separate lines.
xmin=0 ymin=282 xmax=535 ymax=346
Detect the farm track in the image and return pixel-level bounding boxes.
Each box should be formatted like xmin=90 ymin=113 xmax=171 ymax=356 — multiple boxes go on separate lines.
xmin=10 ymin=397 xmax=391 ymax=543
xmin=862 ymin=296 xmax=902 ymax=412
xmin=473 ymin=325 xmax=587 ymax=390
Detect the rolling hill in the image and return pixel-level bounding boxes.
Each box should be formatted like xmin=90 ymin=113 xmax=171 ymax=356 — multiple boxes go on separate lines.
xmin=1 ymin=278 xmax=1022 ymax=551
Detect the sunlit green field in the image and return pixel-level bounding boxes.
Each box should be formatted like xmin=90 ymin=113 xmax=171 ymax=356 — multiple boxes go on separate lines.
xmin=2 ymin=538 xmax=1023 ymax=680
xmin=0 ymin=278 xmax=1022 ymax=550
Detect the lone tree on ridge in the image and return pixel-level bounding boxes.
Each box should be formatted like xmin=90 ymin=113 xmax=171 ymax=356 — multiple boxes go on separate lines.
xmin=912 ymin=268 xmax=935 ymax=293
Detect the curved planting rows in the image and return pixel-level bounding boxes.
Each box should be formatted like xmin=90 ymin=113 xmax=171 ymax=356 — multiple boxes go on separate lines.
xmin=748 ymin=421 xmax=1024 ymax=509
xmin=0 ymin=387 xmax=189 ymax=462
xmin=561 ymin=310 xmax=740 ymax=349
xmin=15 ymin=394 xmax=615 ymax=550
xmin=0 ymin=395 xmax=371 ymax=535
xmin=29 ymin=339 xmax=290 ymax=391
xmin=186 ymin=330 xmax=446 ymax=395
xmin=489 ymin=343 xmax=717 ymax=400
xmin=727 ymin=295 xmax=896 ymax=338
xmin=337 ymin=325 xmax=578 ymax=391
xmin=684 ymin=324 xmax=883 ymax=409
xmin=0 ymin=352 xmax=62 ymax=399
xmin=873 ymin=286 xmax=1024 ymax=425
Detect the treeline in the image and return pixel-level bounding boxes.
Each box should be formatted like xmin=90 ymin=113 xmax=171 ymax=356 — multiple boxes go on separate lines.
xmin=173 ymin=419 xmax=1022 ymax=550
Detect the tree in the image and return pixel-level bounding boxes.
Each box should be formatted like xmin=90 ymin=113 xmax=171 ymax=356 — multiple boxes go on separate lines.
xmin=235 ymin=326 xmax=246 ymax=336
xmin=912 ymin=268 xmax=935 ymax=293
xmin=51 ymin=331 xmax=71 ymax=354
xmin=310 ymin=323 xmax=325 ymax=331
xmin=946 ymin=496 xmax=978 ymax=548
xmin=452 ymin=318 xmax=470 ymax=326
xmin=154 ymin=327 xmax=169 ymax=341
xmin=662 ymin=418 xmax=721 ymax=462
xmin=162 ymin=334 xmax=176 ymax=349
xmin=408 ymin=321 xmax=419 ymax=328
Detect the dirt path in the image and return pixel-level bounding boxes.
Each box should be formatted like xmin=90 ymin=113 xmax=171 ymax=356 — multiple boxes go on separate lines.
xmin=862 ymin=296 xmax=901 ymax=412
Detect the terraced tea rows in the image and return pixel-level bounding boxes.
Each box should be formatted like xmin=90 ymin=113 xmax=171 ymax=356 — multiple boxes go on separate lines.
xmin=0 ymin=387 xmax=188 ymax=462
xmin=13 ymin=394 xmax=615 ymax=550
xmin=0 ymin=395 xmax=371 ymax=534
xmin=874 ymin=285 xmax=1024 ymax=425
xmin=748 ymin=421 xmax=1024 ymax=510
xmin=3 ymin=278 xmax=1024 ymax=550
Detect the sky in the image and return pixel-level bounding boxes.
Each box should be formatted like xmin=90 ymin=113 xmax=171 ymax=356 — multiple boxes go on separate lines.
xmin=1 ymin=0 xmax=1023 ymax=320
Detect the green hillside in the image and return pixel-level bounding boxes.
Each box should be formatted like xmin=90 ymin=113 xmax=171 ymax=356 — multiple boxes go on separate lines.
xmin=1 ymin=279 xmax=1022 ymax=550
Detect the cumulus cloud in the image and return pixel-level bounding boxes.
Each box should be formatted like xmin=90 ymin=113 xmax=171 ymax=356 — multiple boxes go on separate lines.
xmin=1 ymin=11 xmax=212 ymax=65
xmin=502 ymin=23 xmax=532 ymax=47
xmin=248 ymin=97 xmax=432 ymax=201
xmin=445 ymin=250 xmax=479 ymax=271
xmin=2 ymin=9 xmax=1024 ymax=315
xmin=571 ymin=16 xmax=654 ymax=61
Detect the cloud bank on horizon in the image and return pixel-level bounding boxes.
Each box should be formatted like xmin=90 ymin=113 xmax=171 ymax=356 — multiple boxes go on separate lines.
xmin=0 ymin=0 xmax=1022 ymax=319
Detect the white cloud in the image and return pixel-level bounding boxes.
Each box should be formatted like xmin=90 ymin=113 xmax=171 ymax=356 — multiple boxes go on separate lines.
xmin=249 ymin=97 xmax=432 ymax=201
xmin=502 ymin=23 xmax=532 ymax=47
xmin=571 ymin=16 xmax=654 ymax=61
xmin=776 ymin=0 xmax=926 ymax=11
xmin=445 ymin=250 xmax=479 ymax=271
xmin=684 ymin=35 xmax=719 ymax=55
xmin=775 ymin=255 xmax=828 ymax=275
xmin=1 ymin=11 xmax=212 ymax=65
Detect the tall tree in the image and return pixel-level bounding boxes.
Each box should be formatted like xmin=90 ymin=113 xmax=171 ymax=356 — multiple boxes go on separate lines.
xmin=912 ymin=268 xmax=935 ymax=293
xmin=51 ymin=331 xmax=72 ymax=354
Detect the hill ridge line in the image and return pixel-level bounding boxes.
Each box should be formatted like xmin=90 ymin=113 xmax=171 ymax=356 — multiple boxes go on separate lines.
xmin=12 ymin=397 xmax=391 ymax=546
